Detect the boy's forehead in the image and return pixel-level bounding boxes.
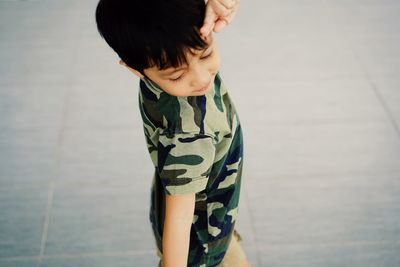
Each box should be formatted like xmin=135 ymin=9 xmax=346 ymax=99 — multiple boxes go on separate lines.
xmin=158 ymin=35 xmax=214 ymax=75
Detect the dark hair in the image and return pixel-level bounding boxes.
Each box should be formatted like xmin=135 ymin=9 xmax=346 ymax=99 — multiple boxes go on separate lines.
xmin=95 ymin=0 xmax=208 ymax=74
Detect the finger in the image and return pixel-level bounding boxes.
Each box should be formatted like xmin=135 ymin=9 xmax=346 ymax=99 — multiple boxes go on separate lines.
xmin=200 ymin=20 xmax=213 ymax=36
xmin=210 ymin=0 xmax=231 ymax=17
xmin=201 ymin=7 xmax=217 ymax=36
xmin=201 ymin=24 xmax=214 ymax=38
xmin=200 ymin=20 xmax=215 ymax=37
xmin=213 ymin=18 xmax=228 ymax=33
xmin=223 ymin=8 xmax=237 ymax=24
xmin=221 ymin=0 xmax=240 ymax=22
xmin=217 ymin=0 xmax=236 ymax=9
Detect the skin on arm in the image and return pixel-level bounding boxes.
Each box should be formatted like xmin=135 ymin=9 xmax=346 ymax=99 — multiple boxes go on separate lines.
xmin=162 ymin=193 xmax=196 ymax=267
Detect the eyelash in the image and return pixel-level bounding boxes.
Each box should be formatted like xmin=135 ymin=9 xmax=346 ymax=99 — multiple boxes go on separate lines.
xmin=169 ymin=51 xmax=213 ymax=83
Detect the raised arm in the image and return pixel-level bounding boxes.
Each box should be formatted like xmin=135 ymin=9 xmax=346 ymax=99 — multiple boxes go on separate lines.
xmin=162 ymin=193 xmax=196 ymax=267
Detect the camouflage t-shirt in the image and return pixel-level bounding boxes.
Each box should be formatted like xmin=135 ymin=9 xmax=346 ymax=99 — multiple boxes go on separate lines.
xmin=138 ymin=72 xmax=244 ymax=267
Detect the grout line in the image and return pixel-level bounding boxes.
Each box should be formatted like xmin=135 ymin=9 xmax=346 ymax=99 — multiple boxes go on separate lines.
xmin=256 ymin=240 xmax=400 ymax=250
xmin=345 ymin=44 xmax=400 ymax=138
xmin=37 ymin=85 xmax=67 ymax=266
xmin=37 ymin=180 xmax=55 ymax=263
xmin=2 ymin=239 xmax=398 ymax=263
xmin=245 ymin=168 xmax=400 ymax=182
xmin=244 ymin=118 xmax=394 ymax=126
xmin=36 ymin=2 xmax=83 ymax=266
xmin=359 ymin=70 xmax=400 ymax=136
xmin=364 ymin=76 xmax=400 ymax=137
xmin=0 ymin=249 xmax=157 ymax=263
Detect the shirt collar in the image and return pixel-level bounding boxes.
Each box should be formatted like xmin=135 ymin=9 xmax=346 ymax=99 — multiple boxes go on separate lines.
xmin=140 ymin=76 xmax=165 ymax=95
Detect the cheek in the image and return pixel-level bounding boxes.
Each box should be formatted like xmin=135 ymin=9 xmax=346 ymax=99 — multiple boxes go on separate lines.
xmin=210 ymin=53 xmax=221 ymax=72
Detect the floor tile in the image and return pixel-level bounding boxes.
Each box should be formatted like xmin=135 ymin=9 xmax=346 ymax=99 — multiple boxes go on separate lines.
xmin=41 ymin=252 xmax=158 ymax=267
xmin=243 ymin=121 xmax=400 ymax=177
xmin=0 ymin=187 xmax=48 ymax=257
xmin=247 ymin=171 xmax=400 ymax=245
xmin=257 ymin=242 xmax=400 ymax=267
xmin=0 ymin=259 xmax=39 ymax=267
xmin=45 ymin=182 xmax=155 ymax=255
xmin=0 ymin=83 xmax=66 ymax=130
xmin=0 ymin=128 xmax=57 ymax=188
xmin=225 ymin=79 xmax=388 ymax=124
xmin=57 ymin=127 xmax=153 ymax=186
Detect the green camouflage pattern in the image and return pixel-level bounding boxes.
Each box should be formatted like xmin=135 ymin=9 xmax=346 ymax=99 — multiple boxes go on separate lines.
xmin=138 ymin=72 xmax=244 ymax=266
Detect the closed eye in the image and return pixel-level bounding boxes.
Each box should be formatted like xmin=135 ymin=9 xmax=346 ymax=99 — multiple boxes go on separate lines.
xmin=169 ymin=74 xmax=184 ymax=83
xmin=169 ymin=50 xmax=213 ymax=83
xmin=200 ymin=50 xmax=213 ymax=60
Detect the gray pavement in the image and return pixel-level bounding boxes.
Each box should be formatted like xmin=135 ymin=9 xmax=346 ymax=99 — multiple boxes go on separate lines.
xmin=1 ymin=0 xmax=400 ymax=266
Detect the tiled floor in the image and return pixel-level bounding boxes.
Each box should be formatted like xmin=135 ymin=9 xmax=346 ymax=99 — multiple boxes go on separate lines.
xmin=1 ymin=0 xmax=399 ymax=266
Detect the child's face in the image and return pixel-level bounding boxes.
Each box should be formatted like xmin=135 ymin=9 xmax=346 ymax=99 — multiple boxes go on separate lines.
xmin=120 ymin=33 xmax=220 ymax=97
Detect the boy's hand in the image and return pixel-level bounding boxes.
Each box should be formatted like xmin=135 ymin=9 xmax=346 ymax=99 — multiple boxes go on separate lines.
xmin=200 ymin=0 xmax=240 ymax=38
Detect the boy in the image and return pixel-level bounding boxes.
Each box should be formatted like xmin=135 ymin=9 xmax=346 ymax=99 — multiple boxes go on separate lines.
xmin=95 ymin=0 xmax=249 ymax=266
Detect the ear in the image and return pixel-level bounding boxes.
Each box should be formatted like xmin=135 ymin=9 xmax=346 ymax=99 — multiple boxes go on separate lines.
xmin=119 ymin=59 xmax=144 ymax=78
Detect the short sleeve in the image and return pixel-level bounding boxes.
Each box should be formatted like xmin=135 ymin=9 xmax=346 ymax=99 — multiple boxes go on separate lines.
xmin=157 ymin=131 xmax=216 ymax=195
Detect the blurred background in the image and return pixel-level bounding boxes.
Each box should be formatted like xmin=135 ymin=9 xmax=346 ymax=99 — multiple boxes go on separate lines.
xmin=1 ymin=0 xmax=400 ymax=266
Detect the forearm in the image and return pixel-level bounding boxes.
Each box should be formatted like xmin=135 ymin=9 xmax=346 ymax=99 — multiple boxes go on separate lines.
xmin=162 ymin=193 xmax=196 ymax=267
xmin=162 ymin=216 xmax=193 ymax=267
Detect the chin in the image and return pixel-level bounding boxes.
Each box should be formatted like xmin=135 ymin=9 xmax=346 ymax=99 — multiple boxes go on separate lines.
xmin=192 ymin=89 xmax=209 ymax=96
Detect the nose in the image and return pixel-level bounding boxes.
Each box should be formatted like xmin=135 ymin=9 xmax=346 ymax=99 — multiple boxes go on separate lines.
xmin=190 ymin=65 xmax=210 ymax=89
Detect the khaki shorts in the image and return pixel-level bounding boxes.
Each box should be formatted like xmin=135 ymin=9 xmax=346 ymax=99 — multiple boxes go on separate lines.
xmin=156 ymin=229 xmax=247 ymax=267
